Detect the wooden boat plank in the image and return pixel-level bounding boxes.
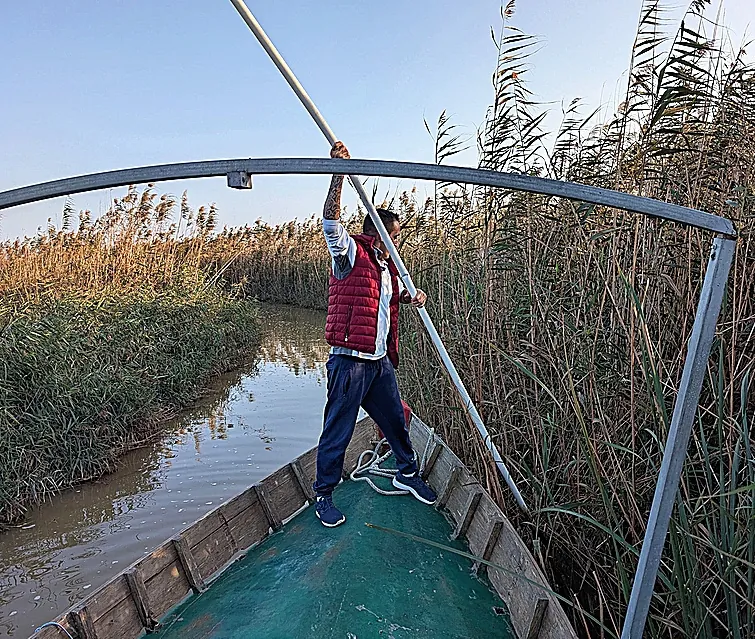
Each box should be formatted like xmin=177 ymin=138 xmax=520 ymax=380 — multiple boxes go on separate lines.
xmin=227 ymin=499 xmax=270 ymax=550
xmin=527 ymin=598 xmax=550 ymax=639
xmin=290 ymin=460 xmax=315 ymax=502
xmin=465 ymin=494 xmax=503 ymax=557
xmin=69 ymin=606 xmax=97 ymax=639
xmin=489 ymin=508 xmax=574 ymax=639
xmin=473 ymin=519 xmax=504 ymax=577
xmin=260 ymin=465 xmax=306 ymax=522
xmin=91 ymin=594 xmax=143 ymax=639
xmin=183 ymin=487 xmax=261 ymax=551
xmin=220 ymin=485 xmax=258 ymax=521
xmin=445 ymin=467 xmax=479 ymax=526
xmin=33 ymin=627 xmax=70 ymax=639
xmin=411 ymin=418 xmax=446 ymax=483
xmin=452 ymin=489 xmax=483 ymax=540
xmin=254 ymin=483 xmax=282 ymax=531
xmin=487 ymin=537 xmax=545 ymax=639
xmin=434 ymin=461 xmax=461 ymax=511
xmin=344 ymin=419 xmax=378 ymax=470
xmin=217 ymin=510 xmax=238 ymax=554
xmin=138 ymin=541 xmax=179 ymax=582
xmin=407 ymin=416 xmax=429 ymax=465
xmin=421 ymin=439 xmax=443 ymax=479
xmin=172 ymin=535 xmax=206 ymax=593
xmin=296 ymin=447 xmax=317 ymax=486
xmin=191 ymin=524 xmax=236 ymax=582
xmin=422 ymin=442 xmax=457 ymax=495
xmin=184 ymin=511 xmax=225 ymax=551
xmin=145 ymin=560 xmax=192 ymax=619
xmin=85 ymin=576 xmax=130 ymax=624
xmin=58 ymin=542 xmax=183 ymax=633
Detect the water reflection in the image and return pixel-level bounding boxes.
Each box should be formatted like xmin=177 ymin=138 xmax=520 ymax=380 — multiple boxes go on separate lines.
xmin=257 ymin=304 xmax=329 ymax=378
xmin=0 ymin=303 xmax=328 ymax=637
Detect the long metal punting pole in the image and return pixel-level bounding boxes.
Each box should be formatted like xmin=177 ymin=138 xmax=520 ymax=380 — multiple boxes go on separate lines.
xmin=227 ymin=0 xmax=528 ymax=511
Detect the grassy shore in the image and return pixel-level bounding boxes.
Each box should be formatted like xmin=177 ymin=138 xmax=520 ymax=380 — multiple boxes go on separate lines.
xmin=197 ymin=3 xmax=754 ymax=637
xmin=0 ymin=191 xmax=259 ymax=523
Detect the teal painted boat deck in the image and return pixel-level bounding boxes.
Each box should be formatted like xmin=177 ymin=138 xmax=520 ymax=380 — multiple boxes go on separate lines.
xmin=154 ymin=478 xmax=515 ymax=638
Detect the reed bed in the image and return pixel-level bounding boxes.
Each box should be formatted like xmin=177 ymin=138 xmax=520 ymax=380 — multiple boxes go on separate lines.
xmin=205 ymin=2 xmax=755 ymax=636
xmin=201 ymin=216 xmax=340 ymax=310
xmin=0 ymin=188 xmax=259 ymax=523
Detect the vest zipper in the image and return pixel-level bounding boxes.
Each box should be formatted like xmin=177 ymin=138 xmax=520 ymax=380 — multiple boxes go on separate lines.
xmin=344 ymin=305 xmax=353 ymax=342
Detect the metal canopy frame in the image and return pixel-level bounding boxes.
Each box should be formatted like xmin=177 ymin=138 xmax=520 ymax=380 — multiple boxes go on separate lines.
xmin=0 ymin=159 xmax=735 ymax=237
xmin=0 ymin=158 xmax=736 ymax=638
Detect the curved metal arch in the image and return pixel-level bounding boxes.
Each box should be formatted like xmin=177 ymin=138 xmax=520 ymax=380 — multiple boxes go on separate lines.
xmin=0 ymin=157 xmax=735 ymax=237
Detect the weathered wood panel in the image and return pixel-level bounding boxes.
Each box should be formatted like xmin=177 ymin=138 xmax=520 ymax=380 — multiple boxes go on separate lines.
xmin=345 ymin=418 xmax=379 ymax=471
xmin=452 ymin=489 xmax=483 ymax=540
xmin=172 ymin=535 xmax=205 ymax=593
xmin=465 ymin=494 xmax=504 ymax=557
xmin=58 ymin=544 xmax=182 ymax=639
xmin=139 ymin=541 xmax=179 ymax=582
xmin=32 ymin=625 xmax=72 ymax=639
xmin=445 ymin=467 xmax=479 ymax=526
xmin=220 ymin=485 xmax=258 ymax=521
xmin=254 ymin=484 xmax=282 ymax=530
xmin=227 ymin=498 xmax=269 ymax=550
xmin=290 ymin=460 xmax=315 ymax=502
xmin=296 ymin=447 xmax=318 ymax=486
xmin=260 ymin=465 xmax=305 ymax=522
xmin=527 ymin=598 xmax=550 ymax=639
xmin=184 ymin=510 xmax=225 ymax=551
xmin=69 ymin=606 xmax=97 ymax=639
xmin=92 ymin=594 xmax=143 ymax=639
xmin=427 ymin=450 xmax=455 ymax=495
xmin=473 ymin=519 xmax=504 ymax=577
xmin=144 ymin=560 xmax=192 ymax=619
xmin=85 ymin=576 xmax=130 ymax=624
xmin=421 ymin=440 xmax=443 ymax=479
xmin=487 ymin=532 xmax=564 ymax=639
xmin=125 ymin=567 xmax=157 ymax=631
xmin=191 ymin=524 xmax=235 ymax=581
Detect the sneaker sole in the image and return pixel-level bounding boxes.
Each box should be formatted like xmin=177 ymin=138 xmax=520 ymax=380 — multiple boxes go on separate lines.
xmin=392 ymin=478 xmax=437 ymax=505
xmin=315 ymin=510 xmax=346 ymax=528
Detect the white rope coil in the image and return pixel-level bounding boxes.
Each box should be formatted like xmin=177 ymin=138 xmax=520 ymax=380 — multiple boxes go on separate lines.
xmin=350 ymin=427 xmax=436 ymax=496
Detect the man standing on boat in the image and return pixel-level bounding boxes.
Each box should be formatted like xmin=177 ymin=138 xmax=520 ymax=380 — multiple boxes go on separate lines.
xmin=313 ymin=141 xmax=437 ymax=527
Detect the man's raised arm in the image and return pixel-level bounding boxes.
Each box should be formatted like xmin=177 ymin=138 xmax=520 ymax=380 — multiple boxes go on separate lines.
xmin=324 ymin=141 xmax=350 ymax=220
xmin=322 ymin=142 xmax=356 ymax=279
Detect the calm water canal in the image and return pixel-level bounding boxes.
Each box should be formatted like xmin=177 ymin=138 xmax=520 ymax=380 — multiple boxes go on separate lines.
xmin=0 ymin=304 xmax=330 ymax=638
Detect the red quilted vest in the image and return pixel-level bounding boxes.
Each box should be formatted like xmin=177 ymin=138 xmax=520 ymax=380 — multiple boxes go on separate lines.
xmin=325 ymin=234 xmax=400 ymax=368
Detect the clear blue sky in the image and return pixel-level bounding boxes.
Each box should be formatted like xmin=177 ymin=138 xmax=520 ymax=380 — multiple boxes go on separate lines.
xmin=1 ymin=1 xmax=752 ymax=239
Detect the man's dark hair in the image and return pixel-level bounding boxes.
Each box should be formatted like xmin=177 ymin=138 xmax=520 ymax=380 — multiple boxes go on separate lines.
xmin=363 ymin=208 xmax=399 ymax=236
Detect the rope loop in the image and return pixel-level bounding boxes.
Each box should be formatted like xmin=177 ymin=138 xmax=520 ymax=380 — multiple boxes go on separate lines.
xmin=350 ymin=427 xmax=436 ymax=495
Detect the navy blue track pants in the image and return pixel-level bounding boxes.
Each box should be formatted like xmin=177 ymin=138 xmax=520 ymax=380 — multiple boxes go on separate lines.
xmin=313 ymin=354 xmax=418 ymax=497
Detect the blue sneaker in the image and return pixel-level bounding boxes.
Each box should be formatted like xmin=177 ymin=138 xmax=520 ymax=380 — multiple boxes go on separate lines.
xmin=315 ymin=495 xmax=346 ymax=528
xmin=392 ymin=472 xmax=437 ymax=505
